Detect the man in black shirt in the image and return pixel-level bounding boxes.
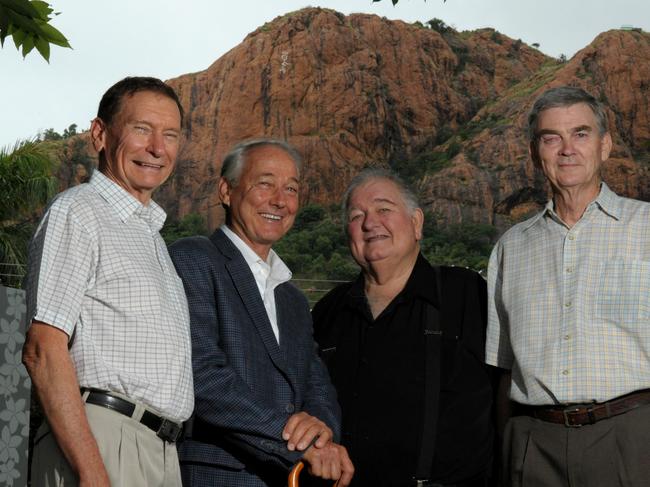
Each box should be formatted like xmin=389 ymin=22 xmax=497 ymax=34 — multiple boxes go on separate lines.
xmin=312 ymin=168 xmax=496 ymax=486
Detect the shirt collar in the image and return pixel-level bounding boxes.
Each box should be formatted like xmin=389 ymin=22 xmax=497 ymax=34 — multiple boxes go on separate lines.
xmin=591 ymin=182 xmax=622 ymax=220
xmin=522 ymin=182 xmax=621 ymax=232
xmin=89 ymin=170 xmax=166 ymax=230
xmin=343 ymin=253 xmax=437 ymax=310
xmin=220 ymin=224 xmax=292 ymax=281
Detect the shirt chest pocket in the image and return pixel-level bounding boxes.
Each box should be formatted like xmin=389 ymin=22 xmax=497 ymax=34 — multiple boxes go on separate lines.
xmin=594 ymin=260 xmax=650 ymax=325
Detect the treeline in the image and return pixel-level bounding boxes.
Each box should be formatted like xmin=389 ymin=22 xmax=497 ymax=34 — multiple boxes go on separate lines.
xmin=38 ymin=124 xmax=80 ymax=141
xmin=160 ymin=204 xmax=497 ymax=289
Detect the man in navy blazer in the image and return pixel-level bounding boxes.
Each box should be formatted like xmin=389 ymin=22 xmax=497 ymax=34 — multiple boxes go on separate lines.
xmin=169 ymin=139 xmax=354 ymax=486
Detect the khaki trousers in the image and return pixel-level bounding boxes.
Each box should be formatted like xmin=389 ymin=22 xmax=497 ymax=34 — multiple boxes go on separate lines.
xmin=31 ymin=401 xmax=182 ymax=487
xmin=503 ymin=404 xmax=650 ymax=487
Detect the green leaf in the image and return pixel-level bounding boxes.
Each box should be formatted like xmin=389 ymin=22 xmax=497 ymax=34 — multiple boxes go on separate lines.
xmin=30 ymin=0 xmax=53 ymax=19
xmin=38 ymin=20 xmax=70 ymax=47
xmin=0 ymin=0 xmax=40 ymax=19
xmin=11 ymin=24 xmax=26 ymax=48
xmin=0 ymin=6 xmax=9 ymax=46
xmin=5 ymin=8 xmax=47 ymax=38
xmin=34 ymin=34 xmax=49 ymax=61
xmin=21 ymin=32 xmax=34 ymax=57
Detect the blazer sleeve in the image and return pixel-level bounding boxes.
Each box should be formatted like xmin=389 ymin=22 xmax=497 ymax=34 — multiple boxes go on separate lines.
xmin=169 ymin=237 xmax=302 ymax=469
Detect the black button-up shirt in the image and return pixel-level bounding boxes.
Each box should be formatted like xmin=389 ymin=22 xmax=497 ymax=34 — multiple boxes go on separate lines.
xmin=313 ymin=254 xmax=494 ymax=486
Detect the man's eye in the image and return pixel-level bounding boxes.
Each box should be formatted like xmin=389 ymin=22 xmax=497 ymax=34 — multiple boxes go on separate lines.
xmin=348 ymin=214 xmax=362 ymax=222
xmin=575 ymin=131 xmax=589 ymax=139
xmin=164 ymin=132 xmax=179 ymax=141
xmin=540 ymin=135 xmax=561 ymax=145
xmin=286 ymin=186 xmax=299 ymax=194
xmin=378 ymin=207 xmax=391 ymax=213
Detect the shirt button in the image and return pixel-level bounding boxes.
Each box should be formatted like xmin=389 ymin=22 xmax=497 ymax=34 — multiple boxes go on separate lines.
xmin=562 ymin=369 xmax=569 ymax=376
xmin=565 ymin=267 xmax=573 ymax=273
xmin=564 ymin=334 xmax=571 ymax=340
xmin=568 ymin=234 xmax=575 ymax=241
xmin=285 ymin=404 xmax=295 ymax=413
xmin=564 ymin=301 xmax=572 ymax=308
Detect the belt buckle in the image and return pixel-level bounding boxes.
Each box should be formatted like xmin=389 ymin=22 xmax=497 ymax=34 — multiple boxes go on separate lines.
xmin=563 ymin=406 xmax=585 ymax=427
xmin=157 ymin=418 xmax=182 ymax=442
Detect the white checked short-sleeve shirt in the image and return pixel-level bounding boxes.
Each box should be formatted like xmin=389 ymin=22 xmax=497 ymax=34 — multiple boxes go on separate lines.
xmin=26 ymin=170 xmax=193 ymax=421
xmin=486 ymin=183 xmax=650 ymax=405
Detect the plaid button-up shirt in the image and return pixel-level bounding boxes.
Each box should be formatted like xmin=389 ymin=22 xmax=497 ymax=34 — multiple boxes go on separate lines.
xmin=487 ymin=183 xmax=650 ymax=405
xmin=26 ymin=170 xmax=193 ymax=421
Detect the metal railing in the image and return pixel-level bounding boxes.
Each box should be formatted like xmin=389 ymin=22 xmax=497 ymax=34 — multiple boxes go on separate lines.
xmin=0 ymin=262 xmax=26 ymax=289
xmin=0 ymin=263 xmax=350 ymax=306
xmin=290 ymin=277 xmax=349 ymax=307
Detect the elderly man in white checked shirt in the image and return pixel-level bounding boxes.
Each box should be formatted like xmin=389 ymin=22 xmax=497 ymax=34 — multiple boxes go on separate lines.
xmin=22 ymin=77 xmax=193 ymax=487
xmin=487 ymin=86 xmax=650 ymax=486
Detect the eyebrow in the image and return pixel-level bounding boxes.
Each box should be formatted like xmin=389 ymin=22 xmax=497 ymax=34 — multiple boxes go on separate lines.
xmin=536 ymin=125 xmax=594 ymax=137
xmin=257 ymin=173 xmax=299 ymax=184
xmin=373 ymin=197 xmax=397 ymax=205
xmin=131 ymin=119 xmax=181 ymax=133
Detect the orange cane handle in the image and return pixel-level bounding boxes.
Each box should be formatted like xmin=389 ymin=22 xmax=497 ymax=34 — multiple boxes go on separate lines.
xmin=288 ymin=461 xmax=304 ymax=487
xmin=288 ymin=461 xmax=340 ymax=487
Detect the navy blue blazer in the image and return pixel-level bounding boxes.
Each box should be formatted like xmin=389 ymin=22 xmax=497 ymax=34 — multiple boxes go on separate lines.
xmin=169 ymin=229 xmax=341 ymax=485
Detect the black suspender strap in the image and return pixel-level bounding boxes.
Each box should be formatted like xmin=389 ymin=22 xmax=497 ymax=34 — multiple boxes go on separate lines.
xmin=415 ymin=266 xmax=443 ymax=480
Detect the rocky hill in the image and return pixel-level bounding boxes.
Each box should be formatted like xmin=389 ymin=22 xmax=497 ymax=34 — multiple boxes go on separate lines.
xmin=53 ymin=8 xmax=650 ymax=234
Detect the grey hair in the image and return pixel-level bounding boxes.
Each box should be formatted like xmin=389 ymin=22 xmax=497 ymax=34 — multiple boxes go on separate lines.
xmin=528 ymin=86 xmax=609 ymax=144
xmin=220 ymin=138 xmax=303 ymax=187
xmin=342 ymin=167 xmax=420 ymax=224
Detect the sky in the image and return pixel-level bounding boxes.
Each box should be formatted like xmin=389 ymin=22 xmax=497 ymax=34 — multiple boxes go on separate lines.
xmin=1 ymin=0 xmax=648 ymax=148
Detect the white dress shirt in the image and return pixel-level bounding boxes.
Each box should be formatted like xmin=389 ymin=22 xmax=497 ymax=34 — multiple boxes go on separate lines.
xmin=220 ymin=225 xmax=292 ymax=344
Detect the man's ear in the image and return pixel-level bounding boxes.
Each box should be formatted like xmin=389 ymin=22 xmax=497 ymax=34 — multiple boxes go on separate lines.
xmin=600 ymin=132 xmax=612 ymax=162
xmin=90 ymin=118 xmax=107 ymax=153
xmin=412 ymin=208 xmax=424 ymax=241
xmin=218 ymin=177 xmax=232 ymax=206
xmin=529 ymin=141 xmax=541 ymax=169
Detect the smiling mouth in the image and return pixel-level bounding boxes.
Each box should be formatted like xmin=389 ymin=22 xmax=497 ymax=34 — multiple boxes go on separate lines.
xmin=133 ymin=161 xmax=164 ymax=169
xmin=365 ymin=235 xmax=388 ymax=242
xmin=260 ymin=212 xmax=282 ymax=221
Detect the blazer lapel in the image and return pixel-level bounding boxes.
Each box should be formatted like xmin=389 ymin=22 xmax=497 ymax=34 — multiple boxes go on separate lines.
xmin=210 ymin=229 xmax=288 ymax=373
xmin=275 ymin=285 xmax=301 ymax=386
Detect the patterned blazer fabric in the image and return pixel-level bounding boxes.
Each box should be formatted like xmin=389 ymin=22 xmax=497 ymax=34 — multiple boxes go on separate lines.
xmin=169 ymin=229 xmax=340 ymax=485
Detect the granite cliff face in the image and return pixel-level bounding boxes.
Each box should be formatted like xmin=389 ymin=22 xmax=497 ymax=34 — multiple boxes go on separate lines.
xmin=54 ymin=9 xmax=650 ymax=233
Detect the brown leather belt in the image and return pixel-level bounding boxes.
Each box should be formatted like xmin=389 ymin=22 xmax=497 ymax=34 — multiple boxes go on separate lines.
xmin=517 ymin=389 xmax=650 ymax=427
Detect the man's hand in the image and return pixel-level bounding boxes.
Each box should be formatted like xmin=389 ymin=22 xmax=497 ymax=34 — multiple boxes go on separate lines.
xmin=302 ymin=442 xmax=354 ymax=487
xmin=282 ymin=411 xmax=333 ymax=451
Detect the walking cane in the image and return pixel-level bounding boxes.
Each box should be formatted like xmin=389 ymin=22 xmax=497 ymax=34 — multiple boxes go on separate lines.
xmin=288 ymin=460 xmax=340 ymax=487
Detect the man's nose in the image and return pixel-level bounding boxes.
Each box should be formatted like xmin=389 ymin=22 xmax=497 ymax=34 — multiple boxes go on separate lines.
xmin=361 ymin=212 xmax=378 ymax=230
xmin=269 ymin=188 xmax=287 ymax=208
xmin=559 ymin=136 xmax=576 ymax=156
xmin=148 ymin=132 xmax=165 ymax=158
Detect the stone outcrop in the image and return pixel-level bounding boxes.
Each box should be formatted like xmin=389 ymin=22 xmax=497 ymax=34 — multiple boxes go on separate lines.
xmin=53 ymin=9 xmax=650 ymax=234
xmin=419 ymin=28 xmax=650 ymax=230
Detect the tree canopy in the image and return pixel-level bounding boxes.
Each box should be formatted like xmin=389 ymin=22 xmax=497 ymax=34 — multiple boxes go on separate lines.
xmin=0 ymin=0 xmax=70 ymax=61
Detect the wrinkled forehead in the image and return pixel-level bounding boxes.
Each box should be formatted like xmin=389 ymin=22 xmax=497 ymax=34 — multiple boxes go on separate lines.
xmin=349 ymin=178 xmax=405 ymax=208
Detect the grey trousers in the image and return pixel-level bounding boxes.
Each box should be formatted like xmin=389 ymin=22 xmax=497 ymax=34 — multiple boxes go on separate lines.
xmin=503 ymin=404 xmax=650 ymax=487
xmin=31 ymin=402 xmax=182 ymax=487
